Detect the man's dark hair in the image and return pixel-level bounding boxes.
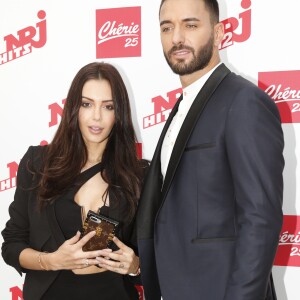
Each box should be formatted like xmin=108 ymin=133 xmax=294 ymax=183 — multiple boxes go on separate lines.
xmin=159 ymin=0 xmax=220 ymax=24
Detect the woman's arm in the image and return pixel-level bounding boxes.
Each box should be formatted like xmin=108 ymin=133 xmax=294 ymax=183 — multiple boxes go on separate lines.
xmin=1 ymin=146 xmax=35 ymax=274
xmin=2 ymin=146 xmax=118 ymax=273
xmin=19 ymin=231 xmax=109 ymax=271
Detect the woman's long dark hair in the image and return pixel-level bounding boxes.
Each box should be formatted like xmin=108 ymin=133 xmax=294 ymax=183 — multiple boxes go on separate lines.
xmin=37 ymin=62 xmax=144 ymax=221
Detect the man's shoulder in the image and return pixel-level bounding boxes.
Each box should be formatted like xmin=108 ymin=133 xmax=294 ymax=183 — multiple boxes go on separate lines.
xmin=224 ymin=71 xmax=255 ymax=87
xmin=221 ymin=70 xmax=267 ymax=97
xmin=219 ymin=70 xmax=278 ymax=115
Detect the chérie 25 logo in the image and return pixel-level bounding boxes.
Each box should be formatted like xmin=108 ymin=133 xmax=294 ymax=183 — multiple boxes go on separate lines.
xmin=258 ymin=70 xmax=300 ymax=123
xmin=274 ymin=215 xmax=300 ymax=267
xmin=95 ymin=6 xmax=141 ymax=59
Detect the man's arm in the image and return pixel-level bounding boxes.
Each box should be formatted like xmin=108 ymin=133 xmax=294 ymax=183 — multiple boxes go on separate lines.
xmin=223 ymin=84 xmax=284 ymax=299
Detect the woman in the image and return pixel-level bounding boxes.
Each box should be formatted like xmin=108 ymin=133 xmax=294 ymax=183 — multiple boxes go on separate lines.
xmin=1 ymin=62 xmax=148 ymax=300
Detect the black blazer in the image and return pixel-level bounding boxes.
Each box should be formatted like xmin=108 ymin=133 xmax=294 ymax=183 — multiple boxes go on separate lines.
xmin=1 ymin=145 xmax=145 ymax=300
xmin=137 ymin=64 xmax=284 ymax=300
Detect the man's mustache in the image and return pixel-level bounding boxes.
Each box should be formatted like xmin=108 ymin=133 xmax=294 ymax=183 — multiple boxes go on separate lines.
xmin=168 ymin=45 xmax=194 ymax=56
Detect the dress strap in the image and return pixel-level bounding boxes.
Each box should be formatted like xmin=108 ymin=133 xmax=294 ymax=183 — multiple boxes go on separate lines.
xmin=76 ymin=162 xmax=102 ymax=186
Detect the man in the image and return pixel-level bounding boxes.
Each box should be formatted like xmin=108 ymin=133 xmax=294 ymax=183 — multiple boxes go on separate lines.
xmin=136 ymin=0 xmax=284 ymax=299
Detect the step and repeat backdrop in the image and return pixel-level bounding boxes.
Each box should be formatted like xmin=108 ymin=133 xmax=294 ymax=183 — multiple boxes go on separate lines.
xmin=0 ymin=0 xmax=299 ymax=299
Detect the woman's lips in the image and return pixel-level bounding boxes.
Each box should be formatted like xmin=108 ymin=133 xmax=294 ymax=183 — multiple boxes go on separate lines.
xmin=89 ymin=126 xmax=103 ymax=134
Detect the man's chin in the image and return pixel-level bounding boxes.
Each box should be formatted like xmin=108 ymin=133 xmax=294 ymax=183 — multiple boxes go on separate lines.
xmin=170 ymin=63 xmax=191 ymax=75
xmin=165 ymin=56 xmax=192 ymax=75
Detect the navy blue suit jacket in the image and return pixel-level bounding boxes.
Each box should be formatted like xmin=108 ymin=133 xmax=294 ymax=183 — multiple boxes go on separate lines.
xmin=137 ymin=64 xmax=284 ymax=300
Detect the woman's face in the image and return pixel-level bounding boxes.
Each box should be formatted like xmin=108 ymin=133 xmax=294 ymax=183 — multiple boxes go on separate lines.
xmin=79 ymin=79 xmax=115 ymax=150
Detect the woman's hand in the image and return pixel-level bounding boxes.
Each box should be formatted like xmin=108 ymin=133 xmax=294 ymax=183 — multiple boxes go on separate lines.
xmin=96 ymin=237 xmax=140 ymax=275
xmin=43 ymin=231 xmax=112 ymax=271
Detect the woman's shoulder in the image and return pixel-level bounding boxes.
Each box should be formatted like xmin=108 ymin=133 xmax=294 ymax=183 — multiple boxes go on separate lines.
xmin=24 ymin=144 xmax=47 ymax=158
xmin=16 ymin=145 xmax=48 ymax=186
xmin=20 ymin=144 xmax=48 ymax=169
xmin=138 ymin=158 xmax=150 ymax=169
xmin=138 ymin=158 xmax=150 ymax=180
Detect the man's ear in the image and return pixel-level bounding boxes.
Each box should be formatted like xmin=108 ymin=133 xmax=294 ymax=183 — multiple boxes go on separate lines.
xmin=214 ymin=22 xmax=224 ymax=47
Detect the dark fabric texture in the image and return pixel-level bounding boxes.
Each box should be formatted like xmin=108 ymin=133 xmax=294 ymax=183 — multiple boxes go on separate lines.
xmin=137 ymin=64 xmax=284 ymax=300
xmin=1 ymin=145 xmax=148 ymax=300
xmin=41 ymin=270 xmax=138 ymax=300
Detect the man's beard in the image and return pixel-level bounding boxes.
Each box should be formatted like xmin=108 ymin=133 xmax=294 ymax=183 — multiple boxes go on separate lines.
xmin=164 ymin=35 xmax=214 ymax=76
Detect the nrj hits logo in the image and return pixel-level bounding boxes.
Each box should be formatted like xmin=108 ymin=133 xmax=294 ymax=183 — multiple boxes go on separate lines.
xmin=96 ymin=6 xmax=141 ymax=58
xmin=10 ymin=285 xmax=23 ymax=300
xmin=143 ymin=88 xmax=182 ymax=129
xmin=0 ymin=162 xmax=18 ymax=192
xmin=0 ymin=98 xmax=64 ymax=193
xmin=219 ymin=0 xmax=251 ymax=49
xmin=0 ymin=10 xmax=47 ymax=65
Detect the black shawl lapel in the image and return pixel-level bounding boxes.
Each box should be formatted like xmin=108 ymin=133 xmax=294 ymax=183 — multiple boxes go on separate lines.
xmin=161 ymin=63 xmax=231 ymax=200
xmin=46 ymin=203 xmax=66 ymax=247
xmin=137 ymin=95 xmax=182 ymax=239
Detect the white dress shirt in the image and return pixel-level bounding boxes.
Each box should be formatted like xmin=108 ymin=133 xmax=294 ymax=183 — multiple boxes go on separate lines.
xmin=161 ymin=64 xmax=221 ymax=179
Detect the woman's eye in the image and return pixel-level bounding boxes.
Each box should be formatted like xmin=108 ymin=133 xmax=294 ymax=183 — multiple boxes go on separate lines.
xmin=104 ymin=105 xmax=114 ymax=110
xmin=81 ymin=102 xmax=91 ymax=108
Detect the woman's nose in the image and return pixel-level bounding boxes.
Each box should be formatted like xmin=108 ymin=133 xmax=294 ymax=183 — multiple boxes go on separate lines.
xmin=93 ymin=107 xmax=101 ymax=120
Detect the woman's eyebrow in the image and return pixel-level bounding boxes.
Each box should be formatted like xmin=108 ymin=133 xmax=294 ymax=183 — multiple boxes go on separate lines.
xmin=82 ymin=96 xmax=113 ymax=102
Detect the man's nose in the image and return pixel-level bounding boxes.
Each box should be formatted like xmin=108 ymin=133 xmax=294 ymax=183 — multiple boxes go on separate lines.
xmin=172 ymin=27 xmax=185 ymax=45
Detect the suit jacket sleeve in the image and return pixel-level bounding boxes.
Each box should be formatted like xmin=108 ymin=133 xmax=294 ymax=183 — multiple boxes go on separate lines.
xmin=1 ymin=146 xmax=35 ymax=275
xmin=223 ymin=85 xmax=284 ymax=299
xmin=125 ymin=159 xmax=150 ymax=285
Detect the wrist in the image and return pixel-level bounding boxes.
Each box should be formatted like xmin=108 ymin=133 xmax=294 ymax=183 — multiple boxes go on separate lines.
xmin=128 ymin=256 xmax=140 ymax=276
xmin=38 ymin=252 xmax=57 ymax=271
xmin=38 ymin=252 xmax=49 ymax=271
xmin=128 ymin=267 xmax=141 ymax=276
xmin=44 ymin=252 xmax=59 ymax=271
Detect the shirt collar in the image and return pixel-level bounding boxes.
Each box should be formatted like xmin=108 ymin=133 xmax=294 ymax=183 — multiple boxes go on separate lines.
xmin=182 ymin=63 xmax=222 ymax=101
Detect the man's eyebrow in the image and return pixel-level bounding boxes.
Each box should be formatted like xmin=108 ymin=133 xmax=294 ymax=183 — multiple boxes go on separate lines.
xmin=182 ymin=17 xmax=200 ymax=22
xmin=160 ymin=20 xmax=172 ymax=26
xmin=160 ymin=17 xmax=200 ymax=26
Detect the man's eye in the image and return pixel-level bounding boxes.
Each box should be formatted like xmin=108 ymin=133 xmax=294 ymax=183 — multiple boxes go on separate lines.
xmin=161 ymin=26 xmax=173 ymax=33
xmin=186 ymin=24 xmax=197 ymax=29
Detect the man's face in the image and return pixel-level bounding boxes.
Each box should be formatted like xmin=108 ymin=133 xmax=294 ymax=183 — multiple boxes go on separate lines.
xmin=160 ymin=0 xmax=216 ymax=76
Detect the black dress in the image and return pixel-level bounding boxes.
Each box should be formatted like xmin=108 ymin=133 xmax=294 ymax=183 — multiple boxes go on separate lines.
xmin=41 ymin=163 xmax=139 ymax=300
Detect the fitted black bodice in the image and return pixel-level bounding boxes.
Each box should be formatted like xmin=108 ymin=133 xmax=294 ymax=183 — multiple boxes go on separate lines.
xmin=42 ymin=162 xmax=139 ymax=300
xmin=54 ymin=162 xmax=109 ymax=239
